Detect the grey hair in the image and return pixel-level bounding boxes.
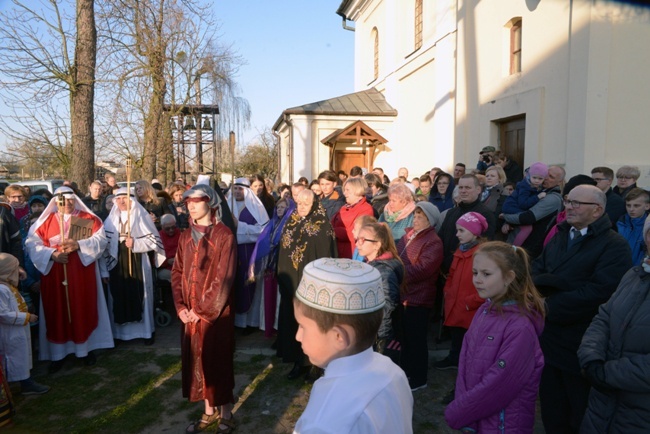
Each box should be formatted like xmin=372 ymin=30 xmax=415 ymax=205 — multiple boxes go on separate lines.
xmin=387 ymin=183 xmax=414 ymax=203
xmin=616 ymin=165 xmax=640 ymax=180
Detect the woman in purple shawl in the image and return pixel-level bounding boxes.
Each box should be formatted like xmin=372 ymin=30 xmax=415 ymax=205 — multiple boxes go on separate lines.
xmin=247 ymin=198 xmax=295 ymax=337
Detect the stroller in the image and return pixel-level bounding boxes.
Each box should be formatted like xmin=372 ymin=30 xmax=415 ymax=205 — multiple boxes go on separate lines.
xmin=154 ymin=272 xmax=173 ymax=327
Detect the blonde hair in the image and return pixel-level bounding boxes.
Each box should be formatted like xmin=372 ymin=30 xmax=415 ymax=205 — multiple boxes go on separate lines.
xmin=343 ymin=177 xmax=368 ymax=197
xmin=474 ymin=242 xmax=545 ymax=317
xmin=135 ymin=180 xmax=159 ymax=205
xmin=486 ymin=165 xmax=507 ymax=184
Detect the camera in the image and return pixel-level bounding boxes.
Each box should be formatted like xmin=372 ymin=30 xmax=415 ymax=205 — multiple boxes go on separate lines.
xmin=482 ymin=154 xmax=491 ymax=163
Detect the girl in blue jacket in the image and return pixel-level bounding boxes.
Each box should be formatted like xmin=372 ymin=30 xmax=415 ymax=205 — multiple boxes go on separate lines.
xmin=445 ymin=242 xmax=546 ymax=433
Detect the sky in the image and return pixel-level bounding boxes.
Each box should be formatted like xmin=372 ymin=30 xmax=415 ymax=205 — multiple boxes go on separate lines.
xmin=213 ymin=0 xmax=355 ymax=145
xmin=0 ymin=0 xmax=355 ymax=152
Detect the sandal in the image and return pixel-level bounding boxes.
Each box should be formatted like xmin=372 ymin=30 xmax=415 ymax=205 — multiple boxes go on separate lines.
xmin=185 ymin=411 xmax=221 ymax=433
xmin=215 ymin=415 xmax=236 ymax=434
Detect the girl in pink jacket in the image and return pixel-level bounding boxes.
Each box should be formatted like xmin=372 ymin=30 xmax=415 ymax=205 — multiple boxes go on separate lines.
xmin=445 ymin=242 xmax=545 ymax=433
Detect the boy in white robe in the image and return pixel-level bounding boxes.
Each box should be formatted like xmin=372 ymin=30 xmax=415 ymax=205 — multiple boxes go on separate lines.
xmin=293 ymin=258 xmax=413 ymax=434
xmin=0 ymin=253 xmax=49 ymax=395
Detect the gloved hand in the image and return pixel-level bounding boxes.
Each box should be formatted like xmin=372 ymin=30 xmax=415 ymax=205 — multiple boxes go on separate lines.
xmin=583 ymin=360 xmax=615 ymax=394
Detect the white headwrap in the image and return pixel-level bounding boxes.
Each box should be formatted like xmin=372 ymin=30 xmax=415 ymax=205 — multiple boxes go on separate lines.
xmin=225 ymin=178 xmax=269 ymax=226
xmin=28 ymin=186 xmax=99 ymax=237
xmin=25 ymin=186 xmax=107 ymax=275
xmin=103 ymin=193 xmax=166 ymax=271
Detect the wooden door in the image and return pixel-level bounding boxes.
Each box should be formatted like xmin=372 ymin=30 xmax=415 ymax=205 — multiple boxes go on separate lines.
xmin=498 ymin=116 xmax=526 ymax=168
xmin=334 ymin=151 xmax=367 ymax=175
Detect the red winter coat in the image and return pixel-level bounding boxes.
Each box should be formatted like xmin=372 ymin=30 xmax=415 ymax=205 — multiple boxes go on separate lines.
xmin=443 ymin=245 xmax=484 ymax=329
xmin=331 ymin=198 xmax=374 ymax=259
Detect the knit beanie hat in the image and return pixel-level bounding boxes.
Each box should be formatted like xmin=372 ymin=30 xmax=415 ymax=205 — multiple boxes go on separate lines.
xmin=562 ymin=174 xmax=597 ymax=197
xmin=456 ymin=212 xmax=488 ymax=237
xmin=415 ymin=201 xmax=441 ymax=230
xmin=296 ymin=258 xmax=384 ymax=314
xmin=28 ymin=195 xmax=47 ymax=207
xmin=528 ymin=162 xmax=549 ymax=178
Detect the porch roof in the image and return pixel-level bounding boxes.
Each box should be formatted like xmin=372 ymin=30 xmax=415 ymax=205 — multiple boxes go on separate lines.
xmin=272 ymin=87 xmax=397 ymax=130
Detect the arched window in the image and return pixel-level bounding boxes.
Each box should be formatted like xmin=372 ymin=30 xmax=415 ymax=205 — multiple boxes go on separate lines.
xmin=372 ymin=27 xmax=379 ymax=81
xmin=414 ymin=0 xmax=423 ymax=50
xmin=509 ymin=18 xmax=522 ymax=74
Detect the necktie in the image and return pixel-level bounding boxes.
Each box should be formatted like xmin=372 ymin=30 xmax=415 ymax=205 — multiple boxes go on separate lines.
xmin=568 ymin=228 xmax=583 ymax=248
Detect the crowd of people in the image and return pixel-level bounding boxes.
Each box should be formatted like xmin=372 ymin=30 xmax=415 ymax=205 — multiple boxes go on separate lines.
xmin=0 ymin=149 xmax=649 ymax=433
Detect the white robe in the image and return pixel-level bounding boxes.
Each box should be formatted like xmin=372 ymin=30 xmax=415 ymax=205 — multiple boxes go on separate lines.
xmin=25 ymin=213 xmax=114 ymax=361
xmin=294 ymin=348 xmax=414 ymax=434
xmin=0 ymin=284 xmax=31 ymax=382
xmin=103 ymin=206 xmax=165 ymax=341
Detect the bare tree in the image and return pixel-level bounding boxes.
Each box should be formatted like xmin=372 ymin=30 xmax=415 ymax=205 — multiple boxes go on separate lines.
xmin=0 ymin=0 xmax=97 ymax=186
xmin=237 ymin=127 xmax=279 ymax=180
xmin=98 ymin=0 xmax=250 ymax=183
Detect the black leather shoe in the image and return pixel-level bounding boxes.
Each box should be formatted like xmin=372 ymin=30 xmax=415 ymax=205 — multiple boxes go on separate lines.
xmin=83 ymin=352 xmax=96 ymax=366
xmin=287 ymin=363 xmax=307 ymax=380
xmin=49 ymin=360 xmax=64 ymax=374
xmin=305 ymin=366 xmax=323 ymax=383
xmin=144 ymin=333 xmax=155 ymax=346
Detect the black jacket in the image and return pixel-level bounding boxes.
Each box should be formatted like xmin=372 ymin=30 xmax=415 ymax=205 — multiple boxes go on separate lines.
xmin=0 ymin=204 xmax=23 ymax=267
xmin=532 ymin=214 xmax=632 ymax=373
xmin=605 ymin=188 xmax=626 ymax=230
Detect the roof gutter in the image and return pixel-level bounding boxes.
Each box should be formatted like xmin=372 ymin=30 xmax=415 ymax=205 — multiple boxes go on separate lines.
xmin=341 ymin=16 xmax=355 ymax=32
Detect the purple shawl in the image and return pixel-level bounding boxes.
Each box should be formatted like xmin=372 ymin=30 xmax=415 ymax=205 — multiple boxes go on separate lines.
xmin=247 ymin=199 xmax=296 ymax=280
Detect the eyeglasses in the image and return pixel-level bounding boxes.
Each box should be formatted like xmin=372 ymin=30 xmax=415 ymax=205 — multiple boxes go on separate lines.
xmin=437 ymin=182 xmax=450 ymax=186
xmin=355 ymin=237 xmax=378 ymax=245
xmin=563 ymin=199 xmax=600 ymax=209
xmin=617 ymin=176 xmax=634 ymax=180
xmin=591 ymin=178 xmax=609 ymax=182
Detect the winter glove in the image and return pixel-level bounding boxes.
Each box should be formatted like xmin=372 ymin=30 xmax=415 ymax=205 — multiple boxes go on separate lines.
xmin=583 ymin=361 xmax=615 ymax=394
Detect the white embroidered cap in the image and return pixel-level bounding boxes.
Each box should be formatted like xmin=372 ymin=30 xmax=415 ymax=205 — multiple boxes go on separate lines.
xmin=296 ymin=258 xmax=385 ymax=314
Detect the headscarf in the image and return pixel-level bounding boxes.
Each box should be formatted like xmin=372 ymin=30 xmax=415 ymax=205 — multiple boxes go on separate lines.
xmin=225 ymin=177 xmax=270 ymax=227
xmin=248 ymin=198 xmax=296 ymax=280
xmin=280 ymin=193 xmax=334 ymax=270
xmin=0 ymin=252 xmax=19 ymax=287
xmin=103 ymin=188 xmax=165 ymax=271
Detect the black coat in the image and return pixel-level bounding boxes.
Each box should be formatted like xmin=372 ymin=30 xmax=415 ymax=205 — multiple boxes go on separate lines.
xmin=438 ymin=198 xmax=496 ymax=272
xmin=578 ymin=267 xmax=650 ymax=433
xmin=503 ymin=160 xmax=523 ymax=184
xmin=605 ymin=188 xmax=626 ymax=230
xmin=532 ymin=214 xmax=632 ymax=373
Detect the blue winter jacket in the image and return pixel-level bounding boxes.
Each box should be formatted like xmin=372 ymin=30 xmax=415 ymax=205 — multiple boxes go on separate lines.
xmin=617 ymin=213 xmax=648 ymax=265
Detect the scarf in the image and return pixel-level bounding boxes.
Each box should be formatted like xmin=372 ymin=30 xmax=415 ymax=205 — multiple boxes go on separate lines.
xmin=459 ymin=239 xmax=479 ymax=252
xmin=382 ymin=201 xmax=416 ymax=223
xmin=248 ymin=199 xmax=296 ymax=280
xmin=281 ymin=199 xmax=332 ymax=270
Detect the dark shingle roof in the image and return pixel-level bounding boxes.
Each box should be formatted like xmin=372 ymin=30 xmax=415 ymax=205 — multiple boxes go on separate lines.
xmin=282 ymin=88 xmax=396 ymax=117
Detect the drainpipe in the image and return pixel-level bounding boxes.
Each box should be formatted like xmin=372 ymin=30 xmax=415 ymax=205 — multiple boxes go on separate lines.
xmin=341 ymin=17 xmax=355 ymax=32
xmin=284 ymin=114 xmax=294 ymax=184
xmin=272 ymin=129 xmax=281 ymax=185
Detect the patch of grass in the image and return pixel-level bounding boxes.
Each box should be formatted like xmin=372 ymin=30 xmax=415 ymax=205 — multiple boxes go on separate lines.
xmin=13 ymin=349 xmax=181 ymax=433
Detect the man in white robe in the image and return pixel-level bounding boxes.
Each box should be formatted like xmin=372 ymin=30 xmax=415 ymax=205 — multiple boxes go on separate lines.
xmin=25 ymin=186 xmax=114 ymax=373
xmin=226 ymin=177 xmax=269 ymax=329
xmin=102 ymin=187 xmax=165 ymax=344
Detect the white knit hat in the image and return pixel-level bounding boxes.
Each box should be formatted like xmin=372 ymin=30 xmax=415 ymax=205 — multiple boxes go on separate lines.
xmin=296 ymin=258 xmax=385 ymax=314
